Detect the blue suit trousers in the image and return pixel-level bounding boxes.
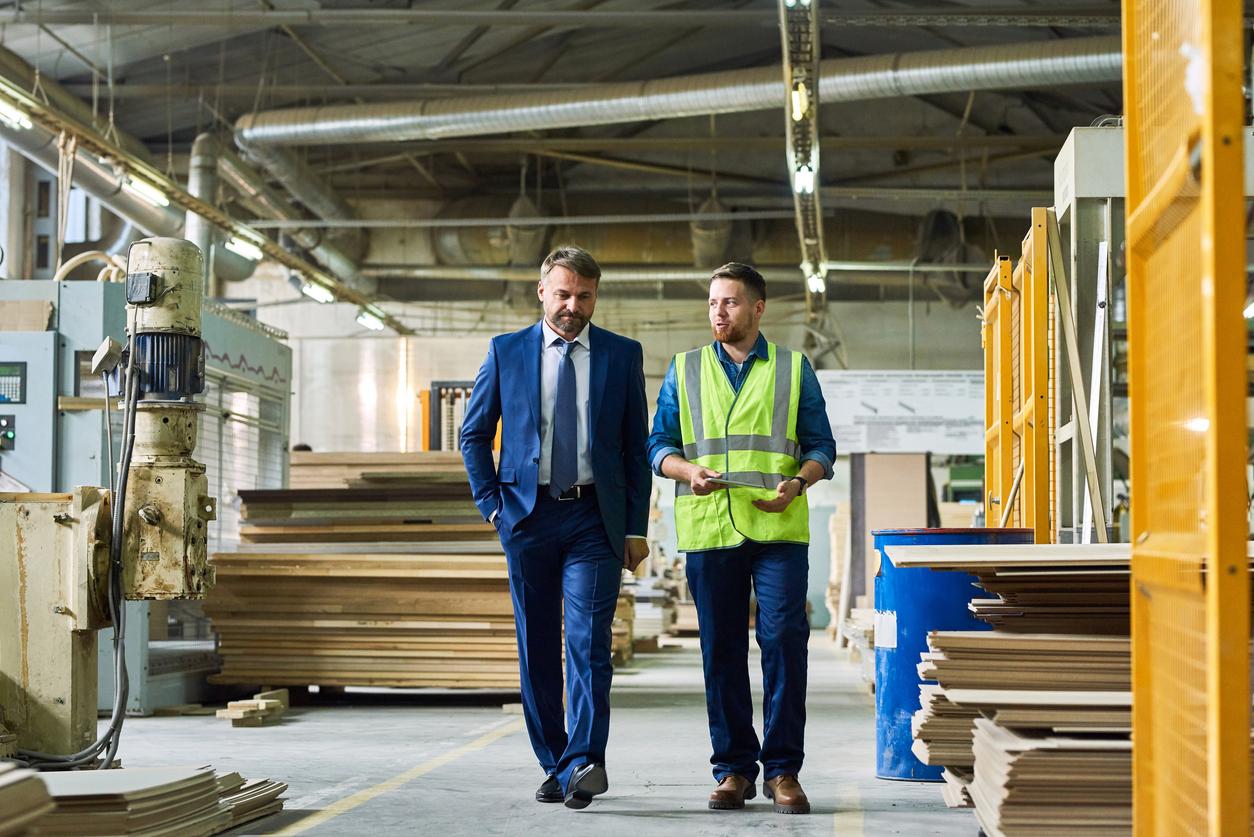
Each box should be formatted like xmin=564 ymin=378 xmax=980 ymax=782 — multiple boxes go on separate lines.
xmin=685 ymin=540 xmax=810 ymax=784
xmin=501 ymin=493 xmax=622 ymax=792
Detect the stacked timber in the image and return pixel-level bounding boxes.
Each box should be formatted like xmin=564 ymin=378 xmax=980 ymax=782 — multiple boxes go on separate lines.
xmin=612 ymin=592 xmax=636 ymax=666
xmin=206 ymin=547 xmax=518 ymax=689
xmin=288 ymin=450 xmax=477 ymax=489
xmin=885 ymin=542 xmax=1136 ymax=821
xmin=33 ymin=767 xmax=231 ymax=836
xmin=628 ymin=577 xmax=677 ymax=640
xmin=215 ymin=773 xmax=287 ymax=830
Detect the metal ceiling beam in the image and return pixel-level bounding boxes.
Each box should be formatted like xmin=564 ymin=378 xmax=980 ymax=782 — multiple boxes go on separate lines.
xmin=63 ymin=83 xmax=598 ymax=98
xmin=246 ymin=209 xmax=799 ymax=230
xmin=360 ymin=262 xmax=990 ymax=282
xmin=0 ymin=8 xmax=1124 ymax=27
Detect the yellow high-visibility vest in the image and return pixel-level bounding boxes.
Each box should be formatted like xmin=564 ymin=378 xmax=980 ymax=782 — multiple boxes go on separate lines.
xmin=673 ymin=341 xmax=809 ymax=552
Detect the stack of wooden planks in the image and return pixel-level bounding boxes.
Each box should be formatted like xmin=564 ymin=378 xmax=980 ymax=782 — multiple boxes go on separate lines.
xmin=215 ymin=772 xmax=287 ymax=830
xmin=885 ymin=543 xmax=1137 ymax=819
xmin=612 ymin=593 xmax=635 ymax=666
xmin=0 ymin=762 xmax=54 ymax=837
xmin=207 ymin=547 xmax=518 ymax=689
xmin=288 ymin=451 xmax=479 ymax=489
xmin=216 ymin=689 xmax=289 ymax=727
xmin=967 ymin=717 xmax=1131 ymax=836
xmin=34 ymin=767 xmax=231 ymax=836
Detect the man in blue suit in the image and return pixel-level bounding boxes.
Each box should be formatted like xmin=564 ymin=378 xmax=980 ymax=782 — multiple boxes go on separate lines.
xmin=460 ymin=246 xmax=651 ymax=810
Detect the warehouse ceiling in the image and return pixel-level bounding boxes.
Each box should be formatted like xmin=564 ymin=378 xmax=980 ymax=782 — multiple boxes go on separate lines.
xmin=0 ymin=0 xmax=1126 ymax=306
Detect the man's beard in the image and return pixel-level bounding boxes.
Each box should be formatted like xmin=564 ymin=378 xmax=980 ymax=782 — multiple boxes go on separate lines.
xmin=712 ymin=321 xmax=749 ymax=344
xmin=550 ymin=311 xmax=587 ymax=335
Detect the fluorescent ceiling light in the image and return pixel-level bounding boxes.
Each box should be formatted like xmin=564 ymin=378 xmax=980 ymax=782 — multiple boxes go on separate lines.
xmin=123 ymin=176 xmax=169 ymax=207
xmin=224 ymin=236 xmax=264 ymax=261
xmin=300 ymin=281 xmax=336 ymax=304
xmin=793 ymin=165 xmax=816 ymax=195
xmin=356 ymin=308 xmax=386 ymax=331
xmin=0 ymin=99 xmax=31 ymax=131
xmin=790 ymin=83 xmax=809 ymax=122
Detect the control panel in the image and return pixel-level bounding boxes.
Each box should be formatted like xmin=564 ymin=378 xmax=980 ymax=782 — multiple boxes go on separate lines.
xmin=0 ymin=415 xmax=13 ymax=451
xmin=0 ymin=361 xmax=26 ymax=404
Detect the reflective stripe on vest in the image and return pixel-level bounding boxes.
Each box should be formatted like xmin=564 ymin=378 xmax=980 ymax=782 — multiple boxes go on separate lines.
xmin=673 ymin=341 xmax=809 ymax=552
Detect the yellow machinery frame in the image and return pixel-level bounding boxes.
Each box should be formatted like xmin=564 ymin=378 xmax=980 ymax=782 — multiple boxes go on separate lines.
xmin=982 ymin=207 xmax=1053 ymax=542
xmin=1124 ymin=0 xmax=1250 ymax=832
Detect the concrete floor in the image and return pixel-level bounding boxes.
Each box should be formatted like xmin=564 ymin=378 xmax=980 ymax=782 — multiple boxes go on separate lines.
xmin=109 ymin=634 xmax=978 ymax=836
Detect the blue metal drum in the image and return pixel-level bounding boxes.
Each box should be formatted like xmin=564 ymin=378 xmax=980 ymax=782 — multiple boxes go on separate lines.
xmin=872 ymin=527 xmax=1033 ymax=781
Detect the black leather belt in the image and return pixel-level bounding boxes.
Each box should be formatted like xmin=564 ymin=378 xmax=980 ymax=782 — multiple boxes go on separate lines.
xmin=543 ymin=484 xmax=596 ymax=501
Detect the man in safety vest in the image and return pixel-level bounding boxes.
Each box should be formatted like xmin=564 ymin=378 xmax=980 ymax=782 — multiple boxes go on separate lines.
xmin=648 ymin=262 xmax=835 ymax=815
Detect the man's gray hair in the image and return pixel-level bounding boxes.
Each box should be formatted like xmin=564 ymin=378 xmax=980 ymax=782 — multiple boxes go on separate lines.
xmin=541 ymin=246 xmax=602 ymax=283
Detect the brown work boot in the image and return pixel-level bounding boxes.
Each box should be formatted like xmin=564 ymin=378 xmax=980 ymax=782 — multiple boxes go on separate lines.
xmin=763 ymin=775 xmax=810 ymax=814
xmin=707 ymin=774 xmax=757 ymax=810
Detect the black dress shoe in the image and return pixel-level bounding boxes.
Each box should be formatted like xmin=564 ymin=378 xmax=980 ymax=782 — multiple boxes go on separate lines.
xmin=563 ymin=762 xmax=608 ymax=810
xmin=536 ymin=774 xmax=563 ymax=803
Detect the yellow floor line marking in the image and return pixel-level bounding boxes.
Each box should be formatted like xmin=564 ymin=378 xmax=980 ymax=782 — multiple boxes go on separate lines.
xmin=833 ymin=782 xmax=866 ymax=836
xmin=276 ymin=718 xmax=525 ymax=835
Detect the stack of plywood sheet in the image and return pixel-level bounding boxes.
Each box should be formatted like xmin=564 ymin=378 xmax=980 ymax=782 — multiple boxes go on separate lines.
xmin=967 ymin=717 xmax=1131 ymax=836
xmin=612 ymin=592 xmax=635 ymax=666
xmin=34 ymin=767 xmax=231 ymax=836
xmin=206 ymin=547 xmax=518 ymax=689
xmin=628 ymin=577 xmax=676 ymax=641
xmin=215 ymin=772 xmax=287 ymax=830
xmin=288 ymin=451 xmax=481 ymax=489
xmin=885 ymin=542 xmax=1133 ymax=635
xmin=0 ymin=762 xmax=54 ymax=837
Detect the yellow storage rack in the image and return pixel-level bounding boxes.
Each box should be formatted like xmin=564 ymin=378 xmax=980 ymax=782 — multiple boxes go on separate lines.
xmin=1123 ymin=0 xmax=1250 ymax=832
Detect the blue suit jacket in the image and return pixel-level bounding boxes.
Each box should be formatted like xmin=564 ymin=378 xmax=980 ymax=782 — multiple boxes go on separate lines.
xmin=459 ymin=321 xmax=651 ymax=559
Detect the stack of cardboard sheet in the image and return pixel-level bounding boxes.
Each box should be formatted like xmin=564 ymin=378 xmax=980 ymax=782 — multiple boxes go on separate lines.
xmin=628 ymin=577 xmax=677 ymax=641
xmin=207 ymin=547 xmax=519 ymax=689
xmin=919 ymin=632 xmax=1130 ymax=692
xmin=34 ymin=767 xmax=231 ymax=836
xmin=0 ymin=762 xmax=54 ymax=837
xmin=968 ymin=717 xmax=1131 ymax=836
xmin=215 ymin=772 xmax=287 ymax=829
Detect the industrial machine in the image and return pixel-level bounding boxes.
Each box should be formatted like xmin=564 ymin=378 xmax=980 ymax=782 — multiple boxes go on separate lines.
xmin=0 ymin=237 xmax=281 ymax=768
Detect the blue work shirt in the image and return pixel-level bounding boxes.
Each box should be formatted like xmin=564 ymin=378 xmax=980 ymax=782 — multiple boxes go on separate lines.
xmin=647 ymin=333 xmax=837 ymax=479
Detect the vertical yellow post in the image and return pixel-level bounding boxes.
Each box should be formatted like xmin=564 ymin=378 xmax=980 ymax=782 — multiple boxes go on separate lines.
xmin=1123 ymin=0 xmax=1249 ymax=833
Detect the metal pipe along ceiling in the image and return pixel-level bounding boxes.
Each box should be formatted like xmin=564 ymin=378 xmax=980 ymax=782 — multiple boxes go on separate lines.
xmin=235 ymin=36 xmax=1121 ymax=146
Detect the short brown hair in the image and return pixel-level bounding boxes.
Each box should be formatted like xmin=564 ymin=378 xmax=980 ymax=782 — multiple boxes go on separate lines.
xmin=710 ymin=262 xmax=766 ymax=302
xmin=542 ymin=246 xmax=601 ymax=283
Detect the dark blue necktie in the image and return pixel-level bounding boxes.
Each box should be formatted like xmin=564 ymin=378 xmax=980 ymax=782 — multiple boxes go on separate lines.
xmin=549 ymin=339 xmax=578 ymax=497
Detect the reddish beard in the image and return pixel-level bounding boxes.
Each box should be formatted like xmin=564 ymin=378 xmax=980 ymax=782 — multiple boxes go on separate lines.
xmin=712 ymin=321 xmax=750 ymax=344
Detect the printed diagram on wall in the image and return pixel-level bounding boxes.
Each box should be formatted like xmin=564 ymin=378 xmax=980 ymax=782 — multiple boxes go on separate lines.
xmin=817 ymin=370 xmax=983 ymax=454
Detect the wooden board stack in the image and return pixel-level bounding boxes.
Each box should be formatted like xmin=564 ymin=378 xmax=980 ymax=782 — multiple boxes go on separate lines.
xmin=967 ymin=717 xmax=1131 ymax=836
xmin=34 ymin=767 xmax=232 ymax=836
xmin=207 ymin=547 xmax=519 ymax=689
xmin=216 ymin=689 xmax=289 ymax=727
xmin=288 ymin=451 xmax=479 ymax=489
xmin=612 ymin=593 xmax=635 ymax=666
xmin=884 ymin=543 xmax=1138 ymax=818
xmin=0 ymin=762 xmax=54 ymax=837
xmin=628 ymin=577 xmax=677 ymax=641
xmin=208 ymin=451 xmax=521 ymax=689
xmin=215 ymin=772 xmax=287 ymax=830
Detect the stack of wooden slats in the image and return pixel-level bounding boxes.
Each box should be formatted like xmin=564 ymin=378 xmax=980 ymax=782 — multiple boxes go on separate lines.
xmin=967 ymin=717 xmax=1131 ymax=836
xmin=33 ymin=767 xmax=232 ymax=836
xmin=612 ymin=593 xmax=635 ymax=666
xmin=0 ymin=762 xmax=54 ymax=837
xmin=207 ymin=548 xmax=518 ymax=689
xmin=288 ymin=451 xmax=478 ymax=489
xmin=216 ymin=689 xmax=289 ymax=727
xmin=885 ymin=543 xmax=1136 ymax=818
xmin=215 ymin=772 xmax=287 ymax=830
xmin=207 ymin=451 xmax=519 ymax=690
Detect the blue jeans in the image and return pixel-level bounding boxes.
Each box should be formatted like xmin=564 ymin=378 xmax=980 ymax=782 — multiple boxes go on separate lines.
xmin=500 ymin=492 xmax=622 ymax=792
xmin=686 ymin=540 xmax=809 ymax=783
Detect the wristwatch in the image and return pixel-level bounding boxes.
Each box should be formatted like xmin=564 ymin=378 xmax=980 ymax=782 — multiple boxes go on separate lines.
xmin=790 ymin=475 xmax=809 ymax=495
